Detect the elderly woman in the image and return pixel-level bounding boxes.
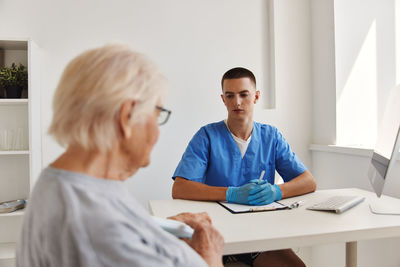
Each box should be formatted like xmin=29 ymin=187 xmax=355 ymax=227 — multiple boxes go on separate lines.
xmin=16 ymin=44 xmax=224 ymax=267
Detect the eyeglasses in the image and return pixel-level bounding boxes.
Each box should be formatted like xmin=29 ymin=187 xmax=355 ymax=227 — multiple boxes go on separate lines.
xmin=156 ymin=105 xmax=172 ymax=125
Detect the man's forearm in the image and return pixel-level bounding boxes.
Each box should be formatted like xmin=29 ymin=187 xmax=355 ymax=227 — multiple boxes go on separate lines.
xmin=279 ymin=170 xmax=316 ymax=198
xmin=172 ymin=177 xmax=228 ymax=201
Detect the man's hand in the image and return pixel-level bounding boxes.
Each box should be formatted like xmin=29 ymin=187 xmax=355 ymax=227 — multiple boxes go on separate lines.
xmin=168 ymin=212 xmax=224 ymax=267
xmin=248 ymin=182 xmax=282 ymax=205
xmin=226 ymin=182 xmax=264 ymax=204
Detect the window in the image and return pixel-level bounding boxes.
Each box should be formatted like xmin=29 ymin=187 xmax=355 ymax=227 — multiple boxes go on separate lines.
xmin=334 ymin=0 xmax=398 ymax=148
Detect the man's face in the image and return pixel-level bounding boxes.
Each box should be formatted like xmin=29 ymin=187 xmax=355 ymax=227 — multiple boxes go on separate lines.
xmin=221 ymin=77 xmax=259 ymax=121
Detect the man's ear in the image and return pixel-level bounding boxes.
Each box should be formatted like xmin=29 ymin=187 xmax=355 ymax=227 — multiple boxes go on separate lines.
xmin=119 ymin=100 xmax=136 ymax=139
xmin=220 ymin=94 xmax=226 ymax=105
xmin=254 ymin=90 xmax=260 ymax=104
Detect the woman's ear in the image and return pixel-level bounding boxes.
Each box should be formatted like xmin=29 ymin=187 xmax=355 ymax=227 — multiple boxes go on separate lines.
xmin=119 ymin=100 xmax=136 ymax=139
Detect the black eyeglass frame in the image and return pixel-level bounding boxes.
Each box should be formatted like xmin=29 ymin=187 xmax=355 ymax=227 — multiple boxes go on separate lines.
xmin=156 ymin=105 xmax=172 ymax=125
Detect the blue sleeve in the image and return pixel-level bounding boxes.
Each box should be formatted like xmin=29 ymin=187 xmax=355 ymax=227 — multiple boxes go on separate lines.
xmin=274 ymin=129 xmax=307 ymax=182
xmin=172 ymin=127 xmax=210 ymax=183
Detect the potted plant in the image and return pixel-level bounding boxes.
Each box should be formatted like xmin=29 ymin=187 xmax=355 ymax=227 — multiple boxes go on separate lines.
xmin=0 ymin=63 xmax=28 ymax=98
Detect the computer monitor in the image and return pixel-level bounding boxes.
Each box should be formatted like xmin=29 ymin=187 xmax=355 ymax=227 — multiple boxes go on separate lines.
xmin=368 ymin=85 xmax=400 ymax=215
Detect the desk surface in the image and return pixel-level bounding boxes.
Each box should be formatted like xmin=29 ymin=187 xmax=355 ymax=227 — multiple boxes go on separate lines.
xmin=149 ymin=188 xmax=400 ymax=255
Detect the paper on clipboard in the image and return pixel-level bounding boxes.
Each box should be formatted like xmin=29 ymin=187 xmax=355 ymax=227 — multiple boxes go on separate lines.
xmin=217 ymin=201 xmax=288 ymax=214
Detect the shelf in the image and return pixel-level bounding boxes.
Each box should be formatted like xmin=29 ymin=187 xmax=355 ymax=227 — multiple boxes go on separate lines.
xmin=0 ymin=151 xmax=29 ymax=155
xmin=309 ymin=144 xmax=373 ymax=158
xmin=0 ymin=39 xmax=27 ymax=50
xmin=0 ymin=99 xmax=28 ymax=106
xmin=0 ymin=209 xmax=24 ymax=217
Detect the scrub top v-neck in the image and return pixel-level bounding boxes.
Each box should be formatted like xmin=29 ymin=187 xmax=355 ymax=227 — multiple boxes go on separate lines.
xmin=173 ymin=120 xmax=306 ymax=187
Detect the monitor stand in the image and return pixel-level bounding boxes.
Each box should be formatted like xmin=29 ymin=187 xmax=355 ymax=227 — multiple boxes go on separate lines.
xmin=369 ymin=194 xmax=400 ymax=215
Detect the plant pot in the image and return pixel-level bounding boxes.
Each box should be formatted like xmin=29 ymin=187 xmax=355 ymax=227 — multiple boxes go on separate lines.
xmin=5 ymin=85 xmax=23 ymax=98
xmin=0 ymin=85 xmax=5 ymax=98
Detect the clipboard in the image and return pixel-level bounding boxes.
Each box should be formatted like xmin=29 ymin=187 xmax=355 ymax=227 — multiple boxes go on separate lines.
xmin=217 ymin=201 xmax=288 ymax=214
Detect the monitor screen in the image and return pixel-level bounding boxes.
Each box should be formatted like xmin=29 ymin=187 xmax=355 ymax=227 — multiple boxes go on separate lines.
xmin=368 ymin=86 xmax=400 ymax=197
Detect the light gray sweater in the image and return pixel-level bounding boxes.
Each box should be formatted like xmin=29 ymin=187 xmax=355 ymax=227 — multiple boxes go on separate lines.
xmin=17 ymin=167 xmax=207 ymax=267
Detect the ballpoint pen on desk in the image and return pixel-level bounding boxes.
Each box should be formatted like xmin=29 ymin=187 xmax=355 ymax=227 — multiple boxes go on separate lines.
xmin=289 ymin=200 xmax=304 ymax=209
xmin=250 ymin=206 xmax=277 ymax=212
xmin=249 ymin=201 xmax=304 ymax=211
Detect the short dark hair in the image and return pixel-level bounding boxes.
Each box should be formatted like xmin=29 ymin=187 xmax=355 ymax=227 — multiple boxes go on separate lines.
xmin=221 ymin=67 xmax=256 ymax=89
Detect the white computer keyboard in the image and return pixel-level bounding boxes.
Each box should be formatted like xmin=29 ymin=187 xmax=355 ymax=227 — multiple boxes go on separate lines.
xmin=307 ymin=195 xmax=365 ymax=213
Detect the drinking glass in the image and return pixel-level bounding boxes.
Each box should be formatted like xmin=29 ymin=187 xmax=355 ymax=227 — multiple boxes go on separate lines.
xmin=14 ymin=128 xmax=24 ymax=150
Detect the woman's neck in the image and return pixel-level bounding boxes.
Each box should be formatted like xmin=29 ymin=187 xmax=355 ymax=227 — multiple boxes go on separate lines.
xmin=51 ymin=145 xmax=138 ymax=181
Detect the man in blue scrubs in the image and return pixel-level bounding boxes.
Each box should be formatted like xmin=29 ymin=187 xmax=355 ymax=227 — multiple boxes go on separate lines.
xmin=172 ymin=67 xmax=316 ymax=266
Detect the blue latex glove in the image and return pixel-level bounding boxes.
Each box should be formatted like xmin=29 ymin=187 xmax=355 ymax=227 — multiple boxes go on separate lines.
xmin=248 ymin=183 xmax=282 ymax=205
xmin=249 ymin=179 xmax=267 ymax=185
xmin=226 ymin=183 xmax=265 ymax=205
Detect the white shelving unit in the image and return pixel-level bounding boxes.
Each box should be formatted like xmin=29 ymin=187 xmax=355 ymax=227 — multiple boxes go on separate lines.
xmin=0 ymin=99 xmax=29 ymax=105
xmin=0 ymin=38 xmax=41 ymax=265
xmin=0 ymin=151 xmax=29 ymax=155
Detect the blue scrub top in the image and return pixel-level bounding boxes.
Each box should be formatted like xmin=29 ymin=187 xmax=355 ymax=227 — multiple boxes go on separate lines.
xmin=172 ymin=121 xmax=307 ymax=187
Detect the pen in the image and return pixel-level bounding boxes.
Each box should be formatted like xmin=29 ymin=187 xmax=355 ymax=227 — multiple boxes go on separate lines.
xmin=258 ymin=170 xmax=265 ymax=184
xmin=289 ymin=200 xmax=304 ymax=209
xmin=250 ymin=206 xmax=276 ymax=212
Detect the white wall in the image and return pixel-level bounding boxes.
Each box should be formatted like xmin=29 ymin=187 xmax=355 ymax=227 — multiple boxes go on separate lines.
xmin=310 ymin=0 xmax=336 ymax=146
xmin=258 ymin=0 xmax=313 ymax=169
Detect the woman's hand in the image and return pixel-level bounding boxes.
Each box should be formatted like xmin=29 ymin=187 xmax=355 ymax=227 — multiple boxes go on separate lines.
xmin=168 ymin=212 xmax=224 ymax=267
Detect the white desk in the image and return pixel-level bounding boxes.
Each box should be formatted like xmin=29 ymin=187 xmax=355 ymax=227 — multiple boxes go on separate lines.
xmin=149 ymin=188 xmax=400 ymax=267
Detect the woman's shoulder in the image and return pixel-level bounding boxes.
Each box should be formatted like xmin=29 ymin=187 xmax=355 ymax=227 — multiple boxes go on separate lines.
xmin=28 ymin=167 xmax=69 ymax=205
xmin=27 ymin=167 xmax=132 ymax=221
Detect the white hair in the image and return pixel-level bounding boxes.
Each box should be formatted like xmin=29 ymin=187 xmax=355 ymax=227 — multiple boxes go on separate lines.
xmin=49 ymin=43 xmax=167 ymax=151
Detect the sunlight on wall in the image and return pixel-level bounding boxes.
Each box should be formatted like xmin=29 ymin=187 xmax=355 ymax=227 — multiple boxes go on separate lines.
xmin=336 ymin=20 xmax=377 ymax=148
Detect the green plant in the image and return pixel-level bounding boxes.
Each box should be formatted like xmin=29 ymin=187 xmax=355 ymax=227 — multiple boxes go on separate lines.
xmin=0 ymin=63 xmax=28 ymax=89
